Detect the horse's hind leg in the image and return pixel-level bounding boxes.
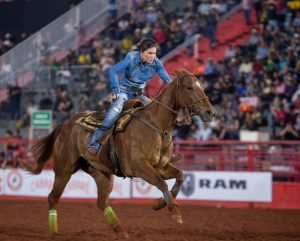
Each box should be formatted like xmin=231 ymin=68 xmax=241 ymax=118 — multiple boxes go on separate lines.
xmin=153 ymin=163 xmax=184 ymax=211
xmin=135 ymin=162 xmax=183 ymax=224
xmin=48 ymin=172 xmax=71 ymax=234
xmin=84 ymin=166 xmax=129 ymax=239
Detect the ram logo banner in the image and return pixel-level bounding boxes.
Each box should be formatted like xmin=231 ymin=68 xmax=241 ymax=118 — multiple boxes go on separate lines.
xmin=199 ymin=179 xmax=247 ymax=189
xmin=180 ymin=173 xmax=195 ymax=197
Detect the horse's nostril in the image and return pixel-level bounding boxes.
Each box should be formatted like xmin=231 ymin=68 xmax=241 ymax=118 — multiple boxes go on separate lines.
xmin=206 ymin=111 xmax=215 ymax=118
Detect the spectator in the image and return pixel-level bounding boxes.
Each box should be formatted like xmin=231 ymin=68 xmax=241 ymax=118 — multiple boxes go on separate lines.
xmin=242 ymin=0 xmax=252 ymax=25
xmin=53 ymin=89 xmax=74 ymax=123
xmin=266 ymin=0 xmax=278 ymax=33
xmin=197 ymin=0 xmax=211 ymax=15
xmin=239 ymin=58 xmax=253 ymax=80
xmin=108 ymin=0 xmax=118 ymax=21
xmin=193 ymin=122 xmax=213 ymax=141
xmin=253 ymin=0 xmax=263 ymax=23
xmin=3 ymin=33 xmax=14 ymax=50
xmin=278 ymin=121 xmax=299 ymax=140
xmin=8 ymin=80 xmax=21 ymax=120
xmin=0 ymin=130 xmax=18 ymax=168
xmin=17 ymin=99 xmax=38 ymax=128
xmin=56 ymin=62 xmax=72 ymax=90
xmin=256 ymin=40 xmax=269 ymax=59
xmin=224 ymin=44 xmax=237 ymax=61
xmin=204 ymin=9 xmax=219 ymax=48
xmin=204 ymin=57 xmax=218 ymax=80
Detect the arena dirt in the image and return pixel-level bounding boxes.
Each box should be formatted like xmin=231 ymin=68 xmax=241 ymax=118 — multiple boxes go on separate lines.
xmin=0 ymin=200 xmax=299 ymax=241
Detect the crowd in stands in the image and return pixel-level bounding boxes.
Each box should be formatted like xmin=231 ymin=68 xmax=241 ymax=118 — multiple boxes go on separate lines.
xmin=178 ymin=0 xmax=300 ymax=142
xmin=1 ymin=0 xmax=300 ymax=144
xmin=44 ymin=0 xmax=239 ymax=118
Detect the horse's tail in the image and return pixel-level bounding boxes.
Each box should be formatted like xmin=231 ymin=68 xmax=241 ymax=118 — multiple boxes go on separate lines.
xmin=21 ymin=124 xmax=63 ymax=174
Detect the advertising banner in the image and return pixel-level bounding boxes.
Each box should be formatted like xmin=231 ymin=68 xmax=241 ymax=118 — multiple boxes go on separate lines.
xmin=4 ymin=169 xmax=130 ymax=199
xmin=132 ymin=171 xmax=272 ymax=202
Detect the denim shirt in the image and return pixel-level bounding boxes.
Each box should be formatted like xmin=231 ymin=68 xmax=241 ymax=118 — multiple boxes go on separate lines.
xmin=108 ymin=51 xmax=171 ymax=94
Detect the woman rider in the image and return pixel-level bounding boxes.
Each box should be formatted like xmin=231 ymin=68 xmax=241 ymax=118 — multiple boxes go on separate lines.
xmin=87 ymin=38 xmax=182 ymax=162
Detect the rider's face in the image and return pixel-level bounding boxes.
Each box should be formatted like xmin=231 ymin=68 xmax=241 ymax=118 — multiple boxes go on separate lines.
xmin=141 ymin=47 xmax=157 ymax=64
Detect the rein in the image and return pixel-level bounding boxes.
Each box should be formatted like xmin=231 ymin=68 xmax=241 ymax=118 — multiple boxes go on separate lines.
xmin=135 ymin=73 xmax=209 ymax=137
xmin=153 ymin=99 xmax=178 ymax=115
xmin=135 ymin=115 xmax=168 ymax=137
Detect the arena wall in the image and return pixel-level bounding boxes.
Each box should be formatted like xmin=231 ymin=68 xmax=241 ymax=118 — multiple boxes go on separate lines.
xmin=0 ymin=168 xmax=299 ymax=209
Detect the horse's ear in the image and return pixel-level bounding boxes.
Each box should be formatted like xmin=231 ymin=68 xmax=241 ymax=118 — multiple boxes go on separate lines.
xmin=174 ymin=70 xmax=181 ymax=76
xmin=181 ymin=68 xmax=190 ymax=75
xmin=174 ymin=68 xmax=189 ymax=78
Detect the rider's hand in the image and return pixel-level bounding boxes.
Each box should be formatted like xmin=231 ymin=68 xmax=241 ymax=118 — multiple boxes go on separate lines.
xmin=111 ymin=94 xmax=120 ymax=101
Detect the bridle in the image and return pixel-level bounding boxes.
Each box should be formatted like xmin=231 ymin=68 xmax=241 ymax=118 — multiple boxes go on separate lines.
xmin=153 ymin=73 xmax=209 ymax=116
xmin=135 ymin=73 xmax=210 ymax=138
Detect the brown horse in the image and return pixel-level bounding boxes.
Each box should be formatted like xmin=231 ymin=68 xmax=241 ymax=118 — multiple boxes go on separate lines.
xmin=22 ymin=69 xmax=216 ymax=239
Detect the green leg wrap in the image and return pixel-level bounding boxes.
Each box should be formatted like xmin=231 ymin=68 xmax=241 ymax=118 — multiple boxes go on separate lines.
xmin=104 ymin=207 xmax=121 ymax=229
xmin=48 ymin=209 xmax=58 ymax=234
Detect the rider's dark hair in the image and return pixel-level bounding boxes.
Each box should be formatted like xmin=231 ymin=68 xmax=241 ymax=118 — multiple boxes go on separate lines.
xmin=136 ymin=38 xmax=159 ymax=53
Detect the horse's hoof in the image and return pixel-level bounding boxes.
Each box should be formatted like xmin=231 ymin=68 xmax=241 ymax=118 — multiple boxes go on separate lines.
xmin=171 ymin=214 xmax=183 ymax=224
xmin=124 ymin=232 xmax=130 ymax=239
xmin=116 ymin=231 xmax=129 ymax=239
xmin=152 ymin=197 xmax=166 ymax=210
xmin=170 ymin=204 xmax=182 ymax=224
xmin=114 ymin=225 xmax=129 ymax=239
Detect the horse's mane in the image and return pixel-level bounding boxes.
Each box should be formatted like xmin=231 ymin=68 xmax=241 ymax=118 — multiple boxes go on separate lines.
xmin=155 ymin=69 xmax=190 ymax=99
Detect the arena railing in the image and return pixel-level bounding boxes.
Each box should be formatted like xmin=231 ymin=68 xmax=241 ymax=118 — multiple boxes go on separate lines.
xmin=1 ymin=139 xmax=299 ymax=182
xmin=0 ymin=0 xmax=130 ymax=102
xmin=26 ymin=65 xmax=109 ymax=92
xmin=174 ymin=140 xmax=300 ymax=182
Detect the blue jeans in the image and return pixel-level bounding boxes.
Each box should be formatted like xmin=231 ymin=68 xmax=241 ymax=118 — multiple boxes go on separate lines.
xmin=101 ymin=89 xmax=151 ymax=128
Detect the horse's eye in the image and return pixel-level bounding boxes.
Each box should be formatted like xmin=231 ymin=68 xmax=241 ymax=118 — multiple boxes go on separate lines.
xmin=187 ymin=86 xmax=194 ymax=91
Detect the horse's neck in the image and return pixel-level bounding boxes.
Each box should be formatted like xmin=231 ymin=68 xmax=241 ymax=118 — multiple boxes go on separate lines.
xmin=143 ymin=86 xmax=177 ymax=131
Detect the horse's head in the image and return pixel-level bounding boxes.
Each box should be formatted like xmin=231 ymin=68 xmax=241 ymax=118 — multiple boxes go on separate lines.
xmin=173 ymin=69 xmax=216 ymax=122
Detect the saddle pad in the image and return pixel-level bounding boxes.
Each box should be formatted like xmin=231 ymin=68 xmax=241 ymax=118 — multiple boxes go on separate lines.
xmin=76 ymin=115 xmax=102 ymax=132
xmin=76 ymin=107 xmax=143 ymax=133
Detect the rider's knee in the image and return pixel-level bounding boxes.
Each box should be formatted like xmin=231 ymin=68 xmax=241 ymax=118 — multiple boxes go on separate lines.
xmin=112 ymin=106 xmax=122 ymax=114
xmin=112 ymin=94 xmax=127 ymax=114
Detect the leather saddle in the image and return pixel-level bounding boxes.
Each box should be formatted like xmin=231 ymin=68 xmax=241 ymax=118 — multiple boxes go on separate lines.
xmin=76 ymin=99 xmax=144 ymax=133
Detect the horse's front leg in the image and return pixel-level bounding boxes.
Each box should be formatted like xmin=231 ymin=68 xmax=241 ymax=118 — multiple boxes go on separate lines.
xmin=134 ymin=162 xmax=183 ymax=224
xmin=153 ymin=163 xmax=184 ymax=214
xmin=84 ymin=166 xmax=129 ymax=239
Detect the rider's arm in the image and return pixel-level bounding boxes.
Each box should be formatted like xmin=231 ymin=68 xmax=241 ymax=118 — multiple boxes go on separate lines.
xmin=156 ymin=58 xmax=171 ymax=84
xmin=108 ymin=53 xmax=131 ymax=95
